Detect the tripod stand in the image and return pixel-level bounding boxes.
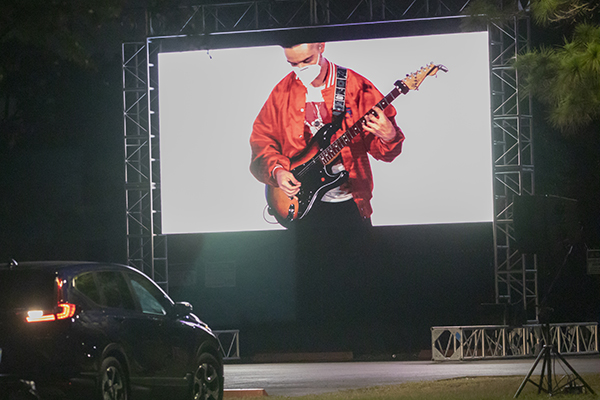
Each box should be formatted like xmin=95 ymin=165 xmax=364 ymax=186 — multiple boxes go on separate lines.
xmin=513 ymin=324 xmax=596 ymax=397
xmin=514 ymin=245 xmax=596 ymax=397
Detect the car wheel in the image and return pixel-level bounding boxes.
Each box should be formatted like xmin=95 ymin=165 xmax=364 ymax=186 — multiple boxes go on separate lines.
xmin=99 ymin=357 xmax=128 ymax=400
xmin=191 ymin=353 xmax=223 ymax=400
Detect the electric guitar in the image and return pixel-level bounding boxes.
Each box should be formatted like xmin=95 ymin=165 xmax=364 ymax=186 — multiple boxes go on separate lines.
xmin=266 ymin=63 xmax=448 ymax=228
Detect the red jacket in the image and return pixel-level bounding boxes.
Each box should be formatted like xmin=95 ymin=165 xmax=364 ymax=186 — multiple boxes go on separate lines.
xmin=250 ymin=60 xmax=404 ymax=218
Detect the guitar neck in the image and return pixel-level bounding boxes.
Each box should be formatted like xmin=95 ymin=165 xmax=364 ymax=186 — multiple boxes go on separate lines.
xmin=319 ymin=80 xmax=408 ymax=166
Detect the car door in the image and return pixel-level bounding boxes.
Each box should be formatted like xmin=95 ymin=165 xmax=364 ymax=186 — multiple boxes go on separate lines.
xmin=95 ymin=270 xmax=171 ymax=387
xmin=71 ymin=270 xmax=115 ymax=375
xmin=125 ymin=271 xmax=198 ymax=396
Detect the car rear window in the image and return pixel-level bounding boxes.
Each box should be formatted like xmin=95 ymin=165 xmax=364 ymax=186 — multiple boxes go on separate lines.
xmin=0 ymin=270 xmax=55 ymax=312
xmin=73 ymin=272 xmax=102 ymax=304
xmin=96 ymin=271 xmax=136 ymax=310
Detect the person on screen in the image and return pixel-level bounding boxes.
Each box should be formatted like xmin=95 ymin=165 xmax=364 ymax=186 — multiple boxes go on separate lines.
xmin=249 ymin=42 xmax=404 ymax=230
xmin=249 ymin=42 xmax=405 ymax=352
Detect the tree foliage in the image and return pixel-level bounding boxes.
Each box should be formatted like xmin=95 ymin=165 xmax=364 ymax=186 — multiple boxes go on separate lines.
xmin=0 ymin=0 xmax=126 ymax=150
xmin=516 ymin=0 xmax=600 ymax=134
xmin=530 ymin=0 xmax=600 ymax=25
xmin=516 ymin=22 xmax=600 ymax=133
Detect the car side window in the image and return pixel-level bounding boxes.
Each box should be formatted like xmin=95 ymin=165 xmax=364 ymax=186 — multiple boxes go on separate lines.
xmin=128 ymin=273 xmax=168 ymax=316
xmin=96 ymin=271 xmax=136 ymax=311
xmin=73 ymin=272 xmax=101 ymax=304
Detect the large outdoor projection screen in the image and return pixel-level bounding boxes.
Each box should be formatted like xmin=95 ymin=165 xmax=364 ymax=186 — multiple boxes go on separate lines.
xmin=158 ymin=31 xmax=493 ymax=234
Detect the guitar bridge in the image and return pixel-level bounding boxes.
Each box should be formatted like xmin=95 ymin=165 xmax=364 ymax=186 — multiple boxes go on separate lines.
xmin=286 ymin=203 xmax=295 ymax=221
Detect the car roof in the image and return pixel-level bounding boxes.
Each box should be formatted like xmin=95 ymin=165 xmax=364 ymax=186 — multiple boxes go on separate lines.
xmin=0 ymin=261 xmax=140 ymax=276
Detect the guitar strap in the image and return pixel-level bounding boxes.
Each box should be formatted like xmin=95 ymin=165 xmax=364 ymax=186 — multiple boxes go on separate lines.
xmin=332 ymin=66 xmax=347 ymax=120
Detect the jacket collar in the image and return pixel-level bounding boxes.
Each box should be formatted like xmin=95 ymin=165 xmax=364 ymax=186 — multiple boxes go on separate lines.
xmin=324 ymin=59 xmax=337 ymax=89
xmin=291 ymin=59 xmax=337 ymax=89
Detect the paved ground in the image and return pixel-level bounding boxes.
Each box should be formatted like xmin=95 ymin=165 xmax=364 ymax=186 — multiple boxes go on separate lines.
xmin=224 ymin=355 xmax=600 ymax=396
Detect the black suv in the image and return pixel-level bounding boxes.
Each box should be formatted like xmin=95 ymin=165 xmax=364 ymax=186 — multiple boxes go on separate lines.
xmin=0 ymin=261 xmax=223 ymax=400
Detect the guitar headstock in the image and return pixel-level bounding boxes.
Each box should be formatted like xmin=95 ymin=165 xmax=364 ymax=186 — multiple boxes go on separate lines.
xmin=398 ymin=63 xmax=448 ymax=92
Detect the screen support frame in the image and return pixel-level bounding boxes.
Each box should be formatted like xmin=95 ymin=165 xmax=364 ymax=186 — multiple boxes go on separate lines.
xmin=122 ymin=1 xmax=537 ymax=321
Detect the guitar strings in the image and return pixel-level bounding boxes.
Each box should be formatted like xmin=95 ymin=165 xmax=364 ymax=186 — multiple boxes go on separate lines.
xmin=294 ymin=86 xmax=401 ymax=180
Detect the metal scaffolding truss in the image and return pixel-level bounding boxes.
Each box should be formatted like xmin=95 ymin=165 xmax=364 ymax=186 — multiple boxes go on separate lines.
xmin=146 ymin=0 xmax=474 ymax=36
xmin=122 ymin=41 xmax=168 ymax=290
xmin=488 ymin=16 xmax=537 ymax=321
xmin=122 ymin=1 xmax=536 ymax=318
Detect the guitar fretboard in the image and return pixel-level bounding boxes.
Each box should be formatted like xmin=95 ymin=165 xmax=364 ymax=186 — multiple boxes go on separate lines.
xmin=318 ymin=81 xmax=407 ymax=166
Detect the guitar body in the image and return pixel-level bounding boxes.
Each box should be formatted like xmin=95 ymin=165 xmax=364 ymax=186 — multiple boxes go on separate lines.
xmin=266 ymin=123 xmax=349 ymax=228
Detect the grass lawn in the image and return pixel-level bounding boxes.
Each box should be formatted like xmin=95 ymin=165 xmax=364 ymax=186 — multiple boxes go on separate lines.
xmin=264 ymin=374 xmax=600 ymax=399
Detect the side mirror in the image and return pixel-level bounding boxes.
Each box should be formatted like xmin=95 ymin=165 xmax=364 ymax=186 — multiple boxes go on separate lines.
xmin=173 ymin=301 xmax=193 ymax=317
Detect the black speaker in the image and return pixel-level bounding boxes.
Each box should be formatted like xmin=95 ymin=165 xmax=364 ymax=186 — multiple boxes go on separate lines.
xmin=513 ymin=195 xmax=580 ymax=254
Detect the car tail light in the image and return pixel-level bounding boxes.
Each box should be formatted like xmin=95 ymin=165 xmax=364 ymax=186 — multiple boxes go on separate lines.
xmin=24 ymin=276 xmax=76 ymax=323
xmin=26 ymin=303 xmax=76 ymax=323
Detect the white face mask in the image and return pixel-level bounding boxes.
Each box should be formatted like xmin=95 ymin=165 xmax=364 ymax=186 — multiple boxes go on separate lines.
xmin=293 ymin=54 xmax=322 ymax=87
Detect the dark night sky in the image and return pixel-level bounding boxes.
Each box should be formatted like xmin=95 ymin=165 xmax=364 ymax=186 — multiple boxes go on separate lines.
xmin=0 ymin=52 xmax=127 ymax=263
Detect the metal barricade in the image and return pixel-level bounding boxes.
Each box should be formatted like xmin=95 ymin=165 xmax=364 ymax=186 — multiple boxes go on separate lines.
xmin=214 ymin=330 xmax=240 ymax=360
xmin=431 ymin=323 xmax=598 ymax=361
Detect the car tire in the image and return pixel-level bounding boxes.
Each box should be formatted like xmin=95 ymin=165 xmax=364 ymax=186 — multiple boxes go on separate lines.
xmin=191 ymin=353 xmax=223 ymax=400
xmin=99 ymin=357 xmax=128 ymax=400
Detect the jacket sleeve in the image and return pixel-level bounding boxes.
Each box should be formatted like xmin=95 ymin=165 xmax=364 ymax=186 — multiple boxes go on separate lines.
xmin=249 ymin=89 xmax=291 ymax=187
xmin=350 ymin=72 xmax=405 ymax=162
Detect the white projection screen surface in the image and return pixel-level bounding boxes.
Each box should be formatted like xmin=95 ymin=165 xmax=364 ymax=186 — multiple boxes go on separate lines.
xmin=157 ymin=32 xmax=493 ymax=234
